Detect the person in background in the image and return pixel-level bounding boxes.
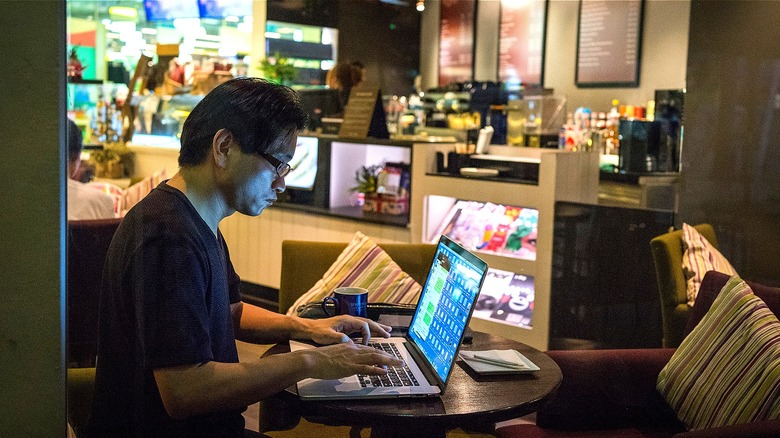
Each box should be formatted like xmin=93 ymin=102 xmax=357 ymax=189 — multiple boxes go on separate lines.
xmin=326 ymin=61 xmax=365 ymax=115
xmin=67 ymin=119 xmax=116 ymax=221
xmin=84 ymin=78 xmax=400 ymax=437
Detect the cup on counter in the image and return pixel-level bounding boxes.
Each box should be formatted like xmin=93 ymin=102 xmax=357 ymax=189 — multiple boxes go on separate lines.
xmin=321 ymin=287 xmax=369 ymax=318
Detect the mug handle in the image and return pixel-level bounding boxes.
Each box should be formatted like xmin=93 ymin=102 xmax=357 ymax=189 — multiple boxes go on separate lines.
xmin=321 ymin=295 xmax=338 ymax=317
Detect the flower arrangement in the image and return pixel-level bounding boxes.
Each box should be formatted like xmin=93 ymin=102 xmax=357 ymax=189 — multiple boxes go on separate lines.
xmin=350 ymin=164 xmax=409 ymax=215
xmin=350 ymin=164 xmax=383 ymax=194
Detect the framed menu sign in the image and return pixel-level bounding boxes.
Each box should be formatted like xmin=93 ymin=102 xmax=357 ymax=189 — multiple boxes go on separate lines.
xmin=338 ymin=87 xmax=389 ymax=140
xmin=498 ymin=0 xmax=548 ymax=88
xmin=438 ymin=0 xmax=476 ymax=86
xmin=576 ymin=0 xmax=644 ymax=87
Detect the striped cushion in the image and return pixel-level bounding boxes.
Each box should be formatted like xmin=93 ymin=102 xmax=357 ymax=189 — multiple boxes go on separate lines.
xmin=286 ymin=232 xmax=422 ymax=315
xmin=657 ymin=276 xmax=780 ymax=430
xmin=682 ymin=223 xmax=737 ymax=306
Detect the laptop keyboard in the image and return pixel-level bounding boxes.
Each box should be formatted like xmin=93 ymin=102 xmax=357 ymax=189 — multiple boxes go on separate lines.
xmin=357 ymin=342 xmax=420 ymax=388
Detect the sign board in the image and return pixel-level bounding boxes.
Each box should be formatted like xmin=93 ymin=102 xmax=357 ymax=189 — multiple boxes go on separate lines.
xmin=438 ymin=0 xmax=476 ymax=86
xmin=338 ymin=87 xmax=389 ymax=140
xmin=576 ymin=0 xmax=644 ymax=87
xmin=498 ymin=0 xmax=547 ymax=88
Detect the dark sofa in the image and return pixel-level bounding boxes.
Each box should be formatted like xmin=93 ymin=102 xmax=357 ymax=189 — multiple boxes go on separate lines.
xmin=496 ymin=271 xmax=780 ymax=438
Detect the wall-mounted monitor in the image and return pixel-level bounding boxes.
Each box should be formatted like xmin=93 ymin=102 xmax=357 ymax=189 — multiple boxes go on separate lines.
xmin=198 ymin=0 xmax=253 ymax=19
xmin=438 ymin=0 xmax=476 ymax=86
xmin=498 ymin=0 xmax=548 ymax=88
xmin=143 ymin=0 xmax=200 ymax=21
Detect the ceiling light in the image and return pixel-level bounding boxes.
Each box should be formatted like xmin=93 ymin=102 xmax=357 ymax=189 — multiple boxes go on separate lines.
xmin=416 ymin=0 xmax=425 ymax=12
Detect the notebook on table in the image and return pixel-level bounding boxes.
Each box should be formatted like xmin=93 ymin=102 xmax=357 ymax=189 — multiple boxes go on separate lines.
xmin=290 ymin=234 xmax=488 ymax=400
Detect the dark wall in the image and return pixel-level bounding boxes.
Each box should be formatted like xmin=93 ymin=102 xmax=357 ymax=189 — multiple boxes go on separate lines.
xmin=0 ymin=1 xmax=67 ymax=435
xmin=680 ymin=0 xmax=780 ymax=286
xmin=336 ymin=0 xmax=420 ymax=96
xmin=266 ymin=0 xmax=420 ymax=95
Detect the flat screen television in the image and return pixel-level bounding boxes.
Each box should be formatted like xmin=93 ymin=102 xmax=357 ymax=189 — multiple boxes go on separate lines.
xmin=198 ymin=0 xmax=253 ymax=19
xmin=144 ymin=0 xmax=200 ymax=21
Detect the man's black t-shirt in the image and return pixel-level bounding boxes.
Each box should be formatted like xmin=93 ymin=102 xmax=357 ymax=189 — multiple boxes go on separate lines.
xmin=85 ymin=182 xmax=245 ymax=437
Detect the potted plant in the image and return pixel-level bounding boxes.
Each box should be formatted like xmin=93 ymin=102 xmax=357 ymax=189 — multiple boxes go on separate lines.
xmin=259 ymin=52 xmax=298 ymax=85
xmin=90 ymin=141 xmax=133 ymax=178
xmin=349 ymin=164 xmax=408 ymax=215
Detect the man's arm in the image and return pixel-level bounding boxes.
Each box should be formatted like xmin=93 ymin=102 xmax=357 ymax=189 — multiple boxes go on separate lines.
xmin=231 ymin=301 xmax=393 ymax=345
xmin=154 ymin=341 xmax=402 ymax=419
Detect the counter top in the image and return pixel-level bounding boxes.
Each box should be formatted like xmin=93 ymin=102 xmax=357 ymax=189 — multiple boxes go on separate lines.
xmin=600 ymin=170 xmax=680 ymax=185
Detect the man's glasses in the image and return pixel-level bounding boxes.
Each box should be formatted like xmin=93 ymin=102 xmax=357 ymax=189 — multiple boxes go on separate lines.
xmin=260 ymin=153 xmax=292 ymax=179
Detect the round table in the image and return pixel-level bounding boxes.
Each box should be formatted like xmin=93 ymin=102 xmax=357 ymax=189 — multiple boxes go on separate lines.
xmin=260 ymin=331 xmax=562 ymax=437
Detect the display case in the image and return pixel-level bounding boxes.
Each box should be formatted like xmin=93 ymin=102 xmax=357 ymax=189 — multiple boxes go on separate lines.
xmin=410 ymin=145 xmax=599 ymax=350
xmin=220 ymin=136 xmax=455 ymax=289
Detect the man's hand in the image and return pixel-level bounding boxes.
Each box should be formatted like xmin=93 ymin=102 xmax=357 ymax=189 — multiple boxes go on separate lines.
xmin=294 ymin=315 xmax=392 ymax=345
xmin=296 ymin=342 xmax=403 ymax=380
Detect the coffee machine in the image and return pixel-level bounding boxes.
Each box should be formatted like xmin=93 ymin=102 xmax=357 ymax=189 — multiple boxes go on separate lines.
xmin=618 ymin=89 xmax=684 ymax=173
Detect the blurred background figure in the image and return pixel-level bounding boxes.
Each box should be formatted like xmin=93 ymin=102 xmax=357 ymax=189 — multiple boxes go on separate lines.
xmin=326 ymin=61 xmax=365 ymax=114
xmin=67 ymin=119 xmax=116 ymax=220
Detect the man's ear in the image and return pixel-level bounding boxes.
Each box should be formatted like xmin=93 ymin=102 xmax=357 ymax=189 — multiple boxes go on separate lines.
xmin=212 ymin=129 xmax=233 ymax=168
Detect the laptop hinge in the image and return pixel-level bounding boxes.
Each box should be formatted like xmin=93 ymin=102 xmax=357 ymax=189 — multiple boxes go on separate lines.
xmin=403 ymin=337 xmax=446 ymax=391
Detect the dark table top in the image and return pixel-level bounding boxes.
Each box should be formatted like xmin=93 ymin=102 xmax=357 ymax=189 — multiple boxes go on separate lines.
xmin=261 ymin=331 xmax=562 ymax=433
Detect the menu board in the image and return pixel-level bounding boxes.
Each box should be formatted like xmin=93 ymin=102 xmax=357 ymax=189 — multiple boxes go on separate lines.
xmin=498 ymin=0 xmax=547 ymax=88
xmin=576 ymin=0 xmax=644 ymax=87
xmin=438 ymin=0 xmax=476 ymax=86
xmin=338 ymin=87 xmax=389 ymax=140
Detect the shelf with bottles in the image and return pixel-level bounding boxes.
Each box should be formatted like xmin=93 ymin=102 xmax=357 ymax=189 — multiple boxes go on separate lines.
xmin=67 ymin=80 xmax=129 ymax=144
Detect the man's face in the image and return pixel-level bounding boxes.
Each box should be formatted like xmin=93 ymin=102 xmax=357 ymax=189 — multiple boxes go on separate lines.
xmin=221 ymin=133 xmax=297 ymax=217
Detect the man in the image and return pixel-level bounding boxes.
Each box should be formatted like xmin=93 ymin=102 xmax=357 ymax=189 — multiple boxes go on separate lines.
xmin=67 ymin=119 xmax=116 ymax=220
xmin=85 ymin=78 xmax=400 ymax=437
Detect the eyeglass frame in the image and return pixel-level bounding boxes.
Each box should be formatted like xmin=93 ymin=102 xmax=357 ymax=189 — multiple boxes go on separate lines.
xmin=259 ymin=153 xmax=292 ymax=179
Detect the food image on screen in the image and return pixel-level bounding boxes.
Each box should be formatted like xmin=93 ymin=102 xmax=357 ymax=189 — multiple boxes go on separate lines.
xmin=432 ymin=200 xmax=539 ymax=261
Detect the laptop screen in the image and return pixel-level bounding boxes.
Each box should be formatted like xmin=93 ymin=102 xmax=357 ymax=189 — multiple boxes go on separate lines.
xmin=408 ymin=235 xmax=488 ymax=384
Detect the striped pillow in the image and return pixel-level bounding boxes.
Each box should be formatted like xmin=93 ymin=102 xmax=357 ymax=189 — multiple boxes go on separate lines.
xmin=682 ymin=223 xmax=737 ymax=306
xmin=286 ymin=232 xmax=422 ymax=316
xmin=657 ymin=276 xmax=780 ymax=430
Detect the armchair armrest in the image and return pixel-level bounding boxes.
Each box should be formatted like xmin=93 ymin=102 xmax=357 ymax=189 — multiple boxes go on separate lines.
xmin=537 ymin=348 xmax=684 ymax=433
xmin=674 ymin=420 xmax=780 ymax=438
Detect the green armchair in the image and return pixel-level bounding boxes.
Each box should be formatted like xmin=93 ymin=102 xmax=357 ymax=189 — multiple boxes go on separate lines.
xmin=650 ymin=223 xmax=718 ymax=348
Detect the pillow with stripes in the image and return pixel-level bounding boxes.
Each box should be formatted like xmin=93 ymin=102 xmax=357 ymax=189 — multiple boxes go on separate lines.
xmin=681 ymin=223 xmax=737 ymax=306
xmin=286 ymin=231 xmax=422 ymax=316
xmin=657 ymin=275 xmax=780 ymax=430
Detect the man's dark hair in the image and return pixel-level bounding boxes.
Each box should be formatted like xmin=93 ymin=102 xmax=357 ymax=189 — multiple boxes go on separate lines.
xmin=179 ymin=77 xmax=307 ymax=166
xmin=67 ymin=119 xmax=83 ymax=161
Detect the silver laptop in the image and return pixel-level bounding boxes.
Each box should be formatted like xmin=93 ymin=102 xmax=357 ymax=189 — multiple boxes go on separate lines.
xmin=290 ymin=235 xmax=488 ymax=400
